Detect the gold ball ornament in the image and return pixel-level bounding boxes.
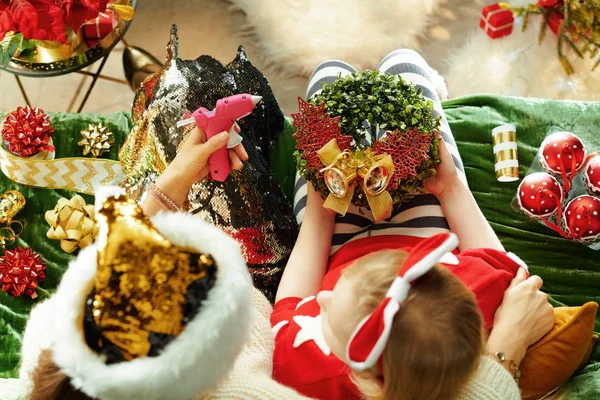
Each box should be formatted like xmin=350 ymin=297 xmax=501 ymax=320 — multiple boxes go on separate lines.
xmin=78 ymin=123 xmax=114 ymax=158
xmin=45 ymin=195 xmax=98 ymax=253
xmin=0 ymin=190 xmax=26 ymax=246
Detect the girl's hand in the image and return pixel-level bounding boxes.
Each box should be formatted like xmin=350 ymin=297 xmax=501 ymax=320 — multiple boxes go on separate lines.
xmin=425 ymin=138 xmax=460 ymax=199
xmin=168 ymin=124 xmax=248 ymax=187
xmin=487 ymin=269 xmax=555 ymax=364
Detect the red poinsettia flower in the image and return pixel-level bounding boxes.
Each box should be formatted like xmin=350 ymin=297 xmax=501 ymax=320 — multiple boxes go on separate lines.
xmin=0 ymin=0 xmax=110 ymax=43
xmin=0 ymin=1 xmax=16 ymax=38
xmin=63 ymin=0 xmax=109 ymax=33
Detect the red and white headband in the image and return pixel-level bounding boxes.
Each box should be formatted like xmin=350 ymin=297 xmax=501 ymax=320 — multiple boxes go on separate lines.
xmin=345 ymin=232 xmax=459 ymax=372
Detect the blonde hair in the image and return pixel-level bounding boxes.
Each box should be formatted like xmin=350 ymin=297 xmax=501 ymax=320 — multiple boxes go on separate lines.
xmin=342 ymin=250 xmax=485 ymax=400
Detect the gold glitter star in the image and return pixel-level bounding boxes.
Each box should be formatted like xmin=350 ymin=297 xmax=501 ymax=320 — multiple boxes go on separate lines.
xmin=78 ymin=123 xmax=114 ymax=158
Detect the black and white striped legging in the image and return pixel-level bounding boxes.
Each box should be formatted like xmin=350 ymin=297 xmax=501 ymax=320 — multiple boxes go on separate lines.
xmin=293 ymin=49 xmax=467 ymax=255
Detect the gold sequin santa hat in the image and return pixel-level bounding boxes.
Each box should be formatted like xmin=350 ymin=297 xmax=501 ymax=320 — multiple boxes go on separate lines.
xmin=49 ymin=187 xmax=253 ymax=400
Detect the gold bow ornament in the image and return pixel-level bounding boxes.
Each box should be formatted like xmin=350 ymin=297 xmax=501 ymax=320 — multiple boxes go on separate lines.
xmin=318 ymin=139 xmax=395 ymax=222
xmin=45 ymin=195 xmax=99 ymax=253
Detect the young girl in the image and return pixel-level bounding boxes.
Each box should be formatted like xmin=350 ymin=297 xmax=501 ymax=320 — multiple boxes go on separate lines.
xmin=271 ymin=49 xmax=555 ymax=399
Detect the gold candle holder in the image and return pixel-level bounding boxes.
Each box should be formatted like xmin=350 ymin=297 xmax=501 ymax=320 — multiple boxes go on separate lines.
xmin=492 ymin=124 xmax=519 ymax=182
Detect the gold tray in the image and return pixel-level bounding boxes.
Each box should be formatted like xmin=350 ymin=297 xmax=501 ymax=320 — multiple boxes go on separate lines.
xmin=1 ymin=0 xmax=136 ymax=78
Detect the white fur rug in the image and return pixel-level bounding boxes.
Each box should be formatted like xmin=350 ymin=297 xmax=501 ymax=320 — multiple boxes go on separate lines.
xmin=229 ymin=0 xmax=440 ymax=76
xmin=444 ymin=18 xmax=600 ymax=101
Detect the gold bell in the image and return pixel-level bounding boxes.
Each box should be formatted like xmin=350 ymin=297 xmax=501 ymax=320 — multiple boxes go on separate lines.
xmin=363 ymin=164 xmax=391 ymax=196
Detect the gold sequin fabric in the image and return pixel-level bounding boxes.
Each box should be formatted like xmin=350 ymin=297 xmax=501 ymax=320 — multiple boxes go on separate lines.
xmin=83 ymin=196 xmax=217 ymax=363
xmin=119 ymin=25 xmax=298 ymax=302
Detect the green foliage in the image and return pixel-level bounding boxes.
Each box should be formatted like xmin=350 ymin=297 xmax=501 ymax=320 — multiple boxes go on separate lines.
xmin=298 ymin=70 xmax=441 ymax=207
xmin=500 ymin=0 xmax=600 ymax=74
xmin=0 ymin=34 xmax=39 ymax=68
xmin=311 ymin=70 xmax=439 ymax=145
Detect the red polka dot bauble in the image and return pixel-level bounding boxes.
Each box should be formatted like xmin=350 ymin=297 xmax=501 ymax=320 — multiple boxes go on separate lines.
xmin=1 ymin=106 xmax=55 ymax=157
xmin=562 ymin=195 xmax=600 ymax=241
xmin=517 ymin=172 xmax=564 ymax=218
xmin=584 ymin=154 xmax=600 ymax=196
xmin=540 ymin=132 xmax=586 ymax=178
xmin=0 ymin=246 xmax=46 ymax=299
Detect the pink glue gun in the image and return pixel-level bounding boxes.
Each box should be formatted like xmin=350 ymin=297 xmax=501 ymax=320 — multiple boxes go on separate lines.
xmin=176 ymin=93 xmax=262 ymax=182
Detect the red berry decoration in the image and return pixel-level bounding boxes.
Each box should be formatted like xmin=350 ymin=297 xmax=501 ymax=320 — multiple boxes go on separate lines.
xmin=1 ymin=106 xmax=55 ymax=157
xmin=517 ymin=172 xmax=564 ymax=218
xmin=540 ymin=131 xmax=586 ymax=192
xmin=584 ymin=154 xmax=600 ymax=196
xmin=562 ymin=196 xmax=600 ymax=241
xmin=0 ymin=246 xmax=46 ymax=299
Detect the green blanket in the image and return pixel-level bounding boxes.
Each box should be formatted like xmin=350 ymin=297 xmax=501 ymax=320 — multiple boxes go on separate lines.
xmin=0 ymin=112 xmax=132 ymax=380
xmin=1 ymin=96 xmax=599 ymax=398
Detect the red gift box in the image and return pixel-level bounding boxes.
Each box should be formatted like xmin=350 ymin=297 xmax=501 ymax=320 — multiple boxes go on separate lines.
xmin=480 ymin=3 xmax=514 ymax=39
xmin=83 ymin=10 xmax=117 ymax=42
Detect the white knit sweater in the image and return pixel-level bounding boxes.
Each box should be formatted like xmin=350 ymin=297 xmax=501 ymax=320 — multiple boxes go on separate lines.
xmin=0 ymin=288 xmax=521 ymax=400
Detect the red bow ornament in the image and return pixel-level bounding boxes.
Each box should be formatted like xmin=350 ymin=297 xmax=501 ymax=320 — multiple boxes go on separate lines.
xmin=346 ymin=233 xmax=459 ymax=371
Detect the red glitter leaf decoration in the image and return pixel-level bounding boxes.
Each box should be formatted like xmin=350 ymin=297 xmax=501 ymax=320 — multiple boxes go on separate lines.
xmin=373 ymin=128 xmax=434 ymax=190
xmin=2 ymin=106 xmax=55 ymax=157
xmin=0 ymin=246 xmax=46 ymax=299
xmin=291 ymin=98 xmax=353 ymax=171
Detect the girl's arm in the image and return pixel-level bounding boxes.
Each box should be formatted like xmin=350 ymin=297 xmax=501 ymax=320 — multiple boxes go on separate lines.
xmin=426 ymin=139 xmax=504 ymax=252
xmin=275 ymin=183 xmax=336 ymax=303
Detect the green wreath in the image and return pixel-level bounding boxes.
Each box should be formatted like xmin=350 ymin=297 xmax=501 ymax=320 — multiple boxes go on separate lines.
xmin=293 ymin=70 xmax=441 ymax=209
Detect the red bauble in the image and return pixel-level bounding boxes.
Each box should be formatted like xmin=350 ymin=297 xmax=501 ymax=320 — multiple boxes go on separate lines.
xmin=562 ymin=195 xmax=600 ymax=241
xmin=540 ymin=131 xmax=586 ymax=178
xmin=517 ymin=172 xmax=564 ymax=218
xmin=1 ymin=106 xmax=55 ymax=157
xmin=584 ymin=154 xmax=600 ymax=196
xmin=0 ymin=247 xmax=46 ymax=299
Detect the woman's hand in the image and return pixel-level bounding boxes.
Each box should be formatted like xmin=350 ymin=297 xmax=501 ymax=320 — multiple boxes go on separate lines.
xmin=140 ymin=124 xmax=248 ymax=217
xmin=487 ymin=269 xmax=555 ymax=365
xmin=425 ymin=138 xmax=459 ymax=199
xmin=168 ymin=124 xmax=248 ymax=187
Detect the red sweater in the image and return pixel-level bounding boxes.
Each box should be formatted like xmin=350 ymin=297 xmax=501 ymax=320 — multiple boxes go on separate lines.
xmin=271 ymin=235 xmax=526 ymax=400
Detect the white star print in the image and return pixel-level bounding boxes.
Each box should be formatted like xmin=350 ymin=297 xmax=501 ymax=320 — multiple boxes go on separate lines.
xmin=272 ymin=320 xmax=289 ymax=338
xmin=296 ymin=296 xmax=316 ymax=310
xmin=293 ymin=315 xmax=331 ymax=356
xmin=440 ymin=252 xmax=459 ymax=265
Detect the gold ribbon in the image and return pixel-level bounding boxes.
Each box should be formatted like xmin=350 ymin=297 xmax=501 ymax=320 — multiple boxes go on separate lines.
xmin=0 ymin=146 xmax=123 ymax=195
xmin=318 ymin=139 xmax=395 ymax=222
xmin=45 ymin=195 xmax=99 ymax=253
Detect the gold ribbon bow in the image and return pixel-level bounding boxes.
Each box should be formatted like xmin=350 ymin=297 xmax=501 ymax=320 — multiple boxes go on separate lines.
xmin=45 ymin=195 xmax=99 ymax=253
xmin=318 ymin=139 xmax=395 ymax=222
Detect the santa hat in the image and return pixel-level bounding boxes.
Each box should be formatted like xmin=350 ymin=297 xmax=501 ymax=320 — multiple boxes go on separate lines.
xmin=49 ymin=187 xmax=253 ymax=400
xmin=346 ymin=232 xmax=459 ymax=372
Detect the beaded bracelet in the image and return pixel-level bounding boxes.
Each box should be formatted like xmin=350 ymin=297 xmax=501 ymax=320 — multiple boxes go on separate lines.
xmin=148 ymin=184 xmax=180 ymax=212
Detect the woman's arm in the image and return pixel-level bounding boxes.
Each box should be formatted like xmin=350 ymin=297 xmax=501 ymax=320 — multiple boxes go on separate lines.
xmin=426 ymin=139 xmax=504 ymax=252
xmin=486 ymin=269 xmax=555 ymax=376
xmin=275 ymin=183 xmax=336 ymax=303
xmin=141 ymin=125 xmax=247 ymax=217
